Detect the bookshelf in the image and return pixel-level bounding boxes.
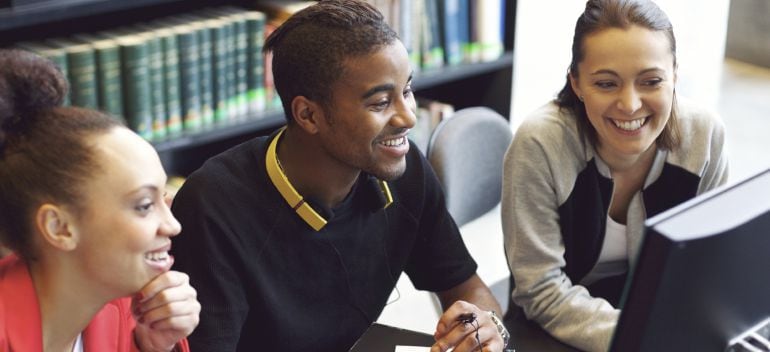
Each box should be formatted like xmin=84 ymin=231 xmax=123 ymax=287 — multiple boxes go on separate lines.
xmin=0 ymin=0 xmax=516 ymax=176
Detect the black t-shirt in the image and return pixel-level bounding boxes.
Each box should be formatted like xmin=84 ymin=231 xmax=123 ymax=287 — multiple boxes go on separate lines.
xmin=170 ymin=131 xmax=477 ymax=352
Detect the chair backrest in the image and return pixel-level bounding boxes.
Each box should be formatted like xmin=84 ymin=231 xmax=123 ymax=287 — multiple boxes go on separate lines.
xmin=426 ymin=106 xmax=513 ymax=227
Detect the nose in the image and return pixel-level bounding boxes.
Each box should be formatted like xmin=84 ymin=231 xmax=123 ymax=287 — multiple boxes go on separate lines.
xmin=617 ymin=86 xmax=642 ymax=115
xmin=160 ymin=201 xmax=182 ymax=237
xmin=390 ymin=95 xmax=417 ymax=129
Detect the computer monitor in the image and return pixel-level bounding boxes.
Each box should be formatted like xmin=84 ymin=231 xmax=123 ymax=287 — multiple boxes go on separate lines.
xmin=610 ymin=167 xmax=770 ymax=352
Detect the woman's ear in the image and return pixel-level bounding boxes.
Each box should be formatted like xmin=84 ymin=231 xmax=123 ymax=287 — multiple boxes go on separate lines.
xmin=291 ymin=96 xmax=325 ymax=134
xmin=569 ymin=71 xmax=583 ymax=99
xmin=35 ymin=204 xmax=78 ymax=252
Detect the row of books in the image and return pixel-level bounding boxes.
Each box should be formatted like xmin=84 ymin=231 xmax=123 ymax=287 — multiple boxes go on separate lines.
xmin=15 ymin=6 xmax=279 ymax=142
xmin=367 ymin=0 xmax=506 ymax=70
xmin=257 ymin=0 xmax=507 ymax=71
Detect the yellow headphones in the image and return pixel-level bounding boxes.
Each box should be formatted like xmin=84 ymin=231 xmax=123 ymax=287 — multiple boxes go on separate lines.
xmin=266 ymin=127 xmax=393 ymax=231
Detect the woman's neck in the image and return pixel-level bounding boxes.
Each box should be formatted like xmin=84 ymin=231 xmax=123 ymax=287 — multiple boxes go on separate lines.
xmin=598 ymin=143 xmax=657 ymax=175
xmin=28 ymin=259 xmax=108 ymax=352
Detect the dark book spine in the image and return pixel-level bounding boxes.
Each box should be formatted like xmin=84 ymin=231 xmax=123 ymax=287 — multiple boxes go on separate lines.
xmin=207 ymin=18 xmax=229 ymax=123
xmin=119 ymin=36 xmax=153 ymax=140
xmin=192 ymin=21 xmax=215 ymax=128
xmin=245 ymin=11 xmax=266 ymax=114
xmin=144 ymin=34 xmax=168 ymax=140
xmin=263 ymin=22 xmax=281 ymax=112
xmin=220 ymin=18 xmax=238 ymax=121
xmin=93 ymin=40 xmax=125 ymax=122
xmin=175 ymin=25 xmax=202 ymax=132
xmin=456 ymin=0 xmax=472 ymax=63
xmin=157 ymin=28 xmax=183 ymax=137
xmin=231 ymin=13 xmax=249 ymax=119
xmin=64 ymin=43 xmax=99 ymax=109
xmin=440 ymin=0 xmax=465 ymax=66
xmin=421 ymin=0 xmax=444 ymax=69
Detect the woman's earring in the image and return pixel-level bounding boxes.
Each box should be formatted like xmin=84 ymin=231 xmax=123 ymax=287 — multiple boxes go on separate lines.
xmin=579 ymin=95 xmax=585 ymax=102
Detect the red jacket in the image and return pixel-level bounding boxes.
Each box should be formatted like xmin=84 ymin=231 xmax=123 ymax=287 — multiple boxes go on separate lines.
xmin=0 ymin=254 xmax=190 ymax=351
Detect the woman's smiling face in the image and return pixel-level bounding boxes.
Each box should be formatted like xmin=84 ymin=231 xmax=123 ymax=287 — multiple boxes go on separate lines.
xmin=570 ymin=25 xmax=677 ymax=162
xmin=69 ymin=127 xmax=181 ymax=298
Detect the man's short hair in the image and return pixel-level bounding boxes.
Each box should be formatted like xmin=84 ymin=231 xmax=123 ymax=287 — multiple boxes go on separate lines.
xmin=263 ymin=0 xmax=399 ymax=122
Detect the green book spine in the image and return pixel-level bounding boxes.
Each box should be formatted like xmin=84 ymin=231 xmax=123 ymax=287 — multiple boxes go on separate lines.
xmin=69 ymin=44 xmax=98 ymax=109
xmin=175 ymin=25 xmax=202 ymax=132
xmin=192 ymin=21 xmax=215 ymax=128
xmin=199 ymin=8 xmax=238 ymax=121
xmin=93 ymin=39 xmax=125 ymax=121
xmin=49 ymin=40 xmax=98 ymax=109
xmin=245 ymin=11 xmax=266 ymax=114
xmin=232 ymin=13 xmax=249 ymax=119
xmin=143 ymin=34 xmax=168 ymax=140
xmin=156 ymin=28 xmax=183 ymax=137
xmin=221 ymin=19 xmax=238 ymax=121
xmin=207 ymin=18 xmax=229 ymax=123
xmin=71 ymin=34 xmax=125 ymax=122
xmin=119 ymin=36 xmax=153 ymax=140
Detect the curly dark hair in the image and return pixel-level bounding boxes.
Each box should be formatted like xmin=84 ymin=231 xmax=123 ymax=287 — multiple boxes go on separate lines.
xmin=556 ymin=0 xmax=681 ymax=150
xmin=263 ymin=0 xmax=399 ymax=123
xmin=0 ymin=49 xmax=121 ymax=260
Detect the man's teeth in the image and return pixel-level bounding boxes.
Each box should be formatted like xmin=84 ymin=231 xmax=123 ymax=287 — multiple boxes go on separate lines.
xmin=381 ymin=137 xmax=405 ymax=147
xmin=613 ymin=117 xmax=646 ymax=131
xmin=145 ymin=251 xmax=169 ymax=262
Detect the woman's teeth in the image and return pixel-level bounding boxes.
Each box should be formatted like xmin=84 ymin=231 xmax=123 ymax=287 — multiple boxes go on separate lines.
xmin=612 ymin=117 xmax=646 ymax=131
xmin=381 ymin=136 xmax=406 ymax=147
xmin=145 ymin=251 xmax=169 ymax=262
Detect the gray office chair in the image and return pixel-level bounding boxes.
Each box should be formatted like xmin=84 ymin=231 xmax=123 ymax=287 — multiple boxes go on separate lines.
xmin=426 ymin=106 xmax=512 ymax=227
xmin=425 ymin=106 xmax=513 ymax=314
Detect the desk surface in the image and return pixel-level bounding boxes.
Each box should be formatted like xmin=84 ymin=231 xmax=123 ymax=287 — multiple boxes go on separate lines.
xmin=504 ymin=308 xmax=582 ymax=352
xmin=357 ymin=309 xmax=582 ymax=352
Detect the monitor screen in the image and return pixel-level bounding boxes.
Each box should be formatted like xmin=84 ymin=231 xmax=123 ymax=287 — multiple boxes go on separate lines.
xmin=610 ymin=168 xmax=770 ymax=352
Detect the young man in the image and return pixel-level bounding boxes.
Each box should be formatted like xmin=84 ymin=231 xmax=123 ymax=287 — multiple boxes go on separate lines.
xmin=170 ymin=1 xmax=509 ymax=351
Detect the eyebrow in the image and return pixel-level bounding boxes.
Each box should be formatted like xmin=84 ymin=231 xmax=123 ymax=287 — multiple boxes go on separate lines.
xmin=590 ymin=67 xmax=666 ymax=76
xmin=360 ymin=72 xmax=414 ymax=99
xmin=126 ymin=184 xmax=160 ymax=197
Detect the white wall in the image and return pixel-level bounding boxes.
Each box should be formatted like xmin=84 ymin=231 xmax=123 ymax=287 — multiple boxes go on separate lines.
xmin=510 ymin=0 xmax=732 ymax=131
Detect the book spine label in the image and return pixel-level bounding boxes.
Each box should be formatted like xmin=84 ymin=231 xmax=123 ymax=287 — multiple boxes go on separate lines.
xmin=193 ymin=24 xmax=214 ymax=128
xmin=222 ymin=21 xmax=238 ymax=121
xmin=177 ymin=28 xmax=202 ymax=132
xmin=246 ymin=12 xmax=266 ymax=114
xmin=146 ymin=36 xmax=168 ymax=140
xmin=233 ymin=16 xmax=249 ymax=119
xmin=95 ymin=44 xmax=124 ymax=121
xmin=120 ymin=40 xmax=153 ymax=140
xmin=210 ymin=23 xmax=229 ymax=123
xmin=68 ymin=49 xmax=99 ymax=109
xmin=160 ymin=33 xmax=183 ymax=137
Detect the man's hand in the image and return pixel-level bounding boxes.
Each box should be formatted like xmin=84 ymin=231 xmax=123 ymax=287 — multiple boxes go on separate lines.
xmin=132 ymin=270 xmax=200 ymax=352
xmin=431 ymin=300 xmax=505 ymax=352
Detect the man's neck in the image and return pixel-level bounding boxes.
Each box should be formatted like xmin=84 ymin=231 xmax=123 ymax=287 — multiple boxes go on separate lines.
xmin=276 ymin=128 xmax=360 ymax=209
